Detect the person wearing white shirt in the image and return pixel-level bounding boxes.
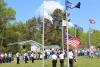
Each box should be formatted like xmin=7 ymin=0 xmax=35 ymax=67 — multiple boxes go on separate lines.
xmin=31 ymin=52 xmax=34 ymax=63
xmin=16 ymin=52 xmax=20 ymax=64
xmin=68 ymin=49 xmax=74 ymax=67
xmin=24 ymin=52 xmax=28 ymax=63
xmin=52 ymin=51 xmax=57 ymax=67
xmin=59 ymin=50 xmax=65 ymax=67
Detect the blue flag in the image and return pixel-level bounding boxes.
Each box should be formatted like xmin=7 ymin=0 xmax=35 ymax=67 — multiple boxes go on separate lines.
xmin=74 ymin=24 xmax=83 ymax=31
xmin=66 ymin=1 xmax=81 ymax=9
xmin=64 ymin=34 xmax=72 ymax=40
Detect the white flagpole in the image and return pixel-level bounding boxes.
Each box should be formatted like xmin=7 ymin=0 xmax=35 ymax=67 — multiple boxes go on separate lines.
xmin=66 ymin=20 xmax=69 ymax=67
xmin=75 ymin=27 xmax=77 ymax=37
xmin=65 ymin=0 xmax=69 ymax=67
xmin=62 ymin=24 xmax=64 ymax=52
xmin=62 ymin=19 xmax=66 ymax=53
xmin=89 ymin=23 xmax=91 ymax=47
xmin=42 ymin=1 xmax=45 ymax=67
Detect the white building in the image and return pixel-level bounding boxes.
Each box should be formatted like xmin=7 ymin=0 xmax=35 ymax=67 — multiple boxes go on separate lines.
xmin=8 ymin=40 xmax=42 ymax=52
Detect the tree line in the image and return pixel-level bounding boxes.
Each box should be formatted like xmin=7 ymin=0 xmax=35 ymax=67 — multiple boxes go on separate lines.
xmin=0 ymin=0 xmax=100 ymax=52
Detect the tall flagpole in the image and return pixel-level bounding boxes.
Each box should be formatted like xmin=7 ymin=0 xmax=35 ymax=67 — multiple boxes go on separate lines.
xmin=75 ymin=27 xmax=77 ymax=37
xmin=66 ymin=20 xmax=69 ymax=67
xmin=62 ymin=24 xmax=64 ymax=52
xmin=42 ymin=1 xmax=45 ymax=67
xmin=89 ymin=23 xmax=91 ymax=47
xmin=65 ymin=0 xmax=69 ymax=67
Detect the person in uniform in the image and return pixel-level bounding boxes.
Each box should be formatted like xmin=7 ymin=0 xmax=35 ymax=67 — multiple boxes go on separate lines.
xmin=16 ymin=52 xmax=20 ymax=64
xmin=59 ymin=50 xmax=65 ymax=67
xmin=30 ymin=52 xmax=34 ymax=63
xmin=51 ymin=51 xmax=57 ymax=67
xmin=68 ymin=49 xmax=74 ymax=67
xmin=24 ymin=52 xmax=28 ymax=63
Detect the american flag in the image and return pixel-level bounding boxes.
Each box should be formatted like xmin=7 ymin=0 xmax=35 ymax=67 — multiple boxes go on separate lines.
xmin=89 ymin=19 xmax=96 ymax=24
xmin=64 ymin=35 xmax=80 ymax=48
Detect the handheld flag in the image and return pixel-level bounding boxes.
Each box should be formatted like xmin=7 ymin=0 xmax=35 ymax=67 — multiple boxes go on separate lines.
xmin=65 ymin=35 xmax=80 ymax=48
xmin=66 ymin=1 xmax=81 ymax=9
xmin=89 ymin=19 xmax=96 ymax=24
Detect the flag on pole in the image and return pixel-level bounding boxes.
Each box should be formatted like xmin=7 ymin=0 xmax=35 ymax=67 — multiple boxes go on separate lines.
xmin=65 ymin=35 xmax=80 ymax=48
xmin=44 ymin=14 xmax=53 ymax=24
xmin=89 ymin=19 xmax=96 ymax=24
xmin=74 ymin=24 xmax=83 ymax=31
xmin=65 ymin=1 xmax=81 ymax=9
xmin=62 ymin=20 xmax=74 ymax=27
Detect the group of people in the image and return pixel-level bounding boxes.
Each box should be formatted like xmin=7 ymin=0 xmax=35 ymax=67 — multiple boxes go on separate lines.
xmin=0 ymin=52 xmax=12 ymax=63
xmin=51 ymin=49 xmax=75 ymax=67
xmin=16 ymin=51 xmax=43 ymax=64
xmin=1 ymin=46 xmax=100 ymax=67
xmin=0 ymin=51 xmax=43 ymax=64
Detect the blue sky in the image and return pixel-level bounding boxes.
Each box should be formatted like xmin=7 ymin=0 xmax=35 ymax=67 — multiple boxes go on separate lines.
xmin=5 ymin=0 xmax=100 ymax=32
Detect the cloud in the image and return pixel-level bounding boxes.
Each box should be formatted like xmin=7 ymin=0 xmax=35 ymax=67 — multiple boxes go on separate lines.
xmin=37 ymin=0 xmax=64 ymax=24
xmin=37 ymin=0 xmax=74 ymax=27
xmin=38 ymin=0 xmax=64 ymax=16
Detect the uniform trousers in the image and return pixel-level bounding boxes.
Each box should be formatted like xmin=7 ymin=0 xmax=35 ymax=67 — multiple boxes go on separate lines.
xmin=52 ymin=60 xmax=57 ymax=67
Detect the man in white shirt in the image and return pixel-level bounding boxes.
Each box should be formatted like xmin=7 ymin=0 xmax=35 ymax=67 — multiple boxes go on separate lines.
xmin=68 ymin=49 xmax=74 ymax=67
xmin=30 ymin=51 xmax=34 ymax=63
xmin=24 ymin=52 xmax=28 ymax=63
xmin=52 ymin=51 xmax=57 ymax=67
xmin=16 ymin=52 xmax=20 ymax=64
xmin=59 ymin=50 xmax=65 ymax=67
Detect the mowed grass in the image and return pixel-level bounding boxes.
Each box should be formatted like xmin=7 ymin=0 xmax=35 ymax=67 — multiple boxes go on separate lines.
xmin=0 ymin=60 xmax=42 ymax=67
xmin=0 ymin=57 xmax=100 ymax=67
xmin=44 ymin=56 xmax=100 ymax=67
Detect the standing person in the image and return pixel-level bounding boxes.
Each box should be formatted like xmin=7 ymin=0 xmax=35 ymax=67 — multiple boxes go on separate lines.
xmin=88 ymin=46 xmax=95 ymax=60
xmin=16 ymin=52 xmax=20 ymax=64
xmin=1 ymin=53 xmax=4 ymax=63
xmin=24 ymin=52 xmax=28 ymax=63
xmin=68 ymin=49 xmax=74 ymax=67
xmin=8 ymin=52 xmax=12 ymax=63
xmin=51 ymin=51 xmax=57 ymax=67
xmin=40 ymin=52 xmax=43 ymax=60
xmin=59 ymin=50 xmax=65 ymax=67
xmin=30 ymin=52 xmax=34 ymax=63
xmin=4 ymin=53 xmax=7 ymax=63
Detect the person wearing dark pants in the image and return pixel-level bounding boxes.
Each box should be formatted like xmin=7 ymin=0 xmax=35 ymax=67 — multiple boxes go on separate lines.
xmin=24 ymin=53 xmax=28 ymax=63
xmin=59 ymin=50 xmax=64 ymax=67
xmin=52 ymin=60 xmax=57 ymax=67
xmin=52 ymin=51 xmax=57 ymax=67
xmin=31 ymin=52 xmax=34 ymax=63
xmin=17 ymin=56 xmax=20 ymax=64
xmin=16 ymin=52 xmax=20 ymax=64
xmin=68 ymin=49 xmax=74 ymax=67
xmin=25 ymin=56 xmax=28 ymax=63
xmin=69 ymin=59 xmax=73 ymax=67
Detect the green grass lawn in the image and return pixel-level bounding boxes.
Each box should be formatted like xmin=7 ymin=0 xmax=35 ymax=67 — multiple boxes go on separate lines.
xmin=0 ymin=57 xmax=100 ymax=67
xmin=0 ymin=60 xmax=42 ymax=67
xmin=44 ymin=56 xmax=100 ymax=67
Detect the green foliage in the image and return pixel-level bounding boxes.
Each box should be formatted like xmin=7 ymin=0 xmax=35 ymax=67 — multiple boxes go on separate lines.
xmin=23 ymin=43 xmax=31 ymax=52
xmin=0 ymin=1 xmax=100 ymax=52
xmin=91 ymin=30 xmax=100 ymax=46
xmin=0 ymin=0 xmax=16 ymax=51
xmin=9 ymin=44 xmax=21 ymax=54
